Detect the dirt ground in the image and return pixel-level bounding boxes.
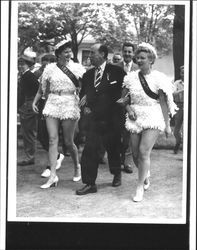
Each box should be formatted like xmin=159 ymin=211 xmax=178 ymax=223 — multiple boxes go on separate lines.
xmin=16 ymin=134 xmax=184 ymax=222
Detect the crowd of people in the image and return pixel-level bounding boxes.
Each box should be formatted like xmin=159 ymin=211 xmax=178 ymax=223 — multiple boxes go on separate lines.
xmin=17 ymin=39 xmax=183 ymax=202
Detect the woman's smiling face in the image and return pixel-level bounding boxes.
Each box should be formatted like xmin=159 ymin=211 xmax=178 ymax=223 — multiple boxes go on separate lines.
xmin=59 ymin=47 xmax=72 ymax=61
xmin=136 ymin=51 xmax=152 ymax=70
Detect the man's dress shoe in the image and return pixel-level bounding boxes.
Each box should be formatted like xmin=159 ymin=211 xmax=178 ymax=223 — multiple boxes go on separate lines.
xmin=112 ymin=173 xmax=121 ymax=187
xmin=123 ymin=164 xmax=133 ymax=173
xmin=76 ymin=184 xmax=97 ymax=195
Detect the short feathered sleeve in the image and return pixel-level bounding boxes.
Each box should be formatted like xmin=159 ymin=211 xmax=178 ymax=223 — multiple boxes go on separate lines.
xmin=122 ymin=71 xmax=136 ymax=89
xmin=40 ymin=63 xmax=55 ymax=94
xmin=68 ymin=61 xmax=86 ymax=79
xmin=155 ymin=71 xmax=178 ymax=116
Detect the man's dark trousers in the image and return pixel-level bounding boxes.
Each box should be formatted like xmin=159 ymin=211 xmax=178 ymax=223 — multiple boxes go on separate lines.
xmin=80 ymin=117 xmax=122 ymax=185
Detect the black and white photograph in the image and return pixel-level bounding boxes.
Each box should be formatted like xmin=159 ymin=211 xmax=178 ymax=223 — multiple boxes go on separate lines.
xmin=1 ymin=0 xmax=196 ymax=249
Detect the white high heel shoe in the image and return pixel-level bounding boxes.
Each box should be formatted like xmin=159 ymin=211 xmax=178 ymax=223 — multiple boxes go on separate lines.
xmin=56 ymin=153 xmax=64 ymax=170
xmin=40 ymin=176 xmax=59 ymax=189
xmin=73 ymin=164 xmax=81 ymax=182
xmin=133 ymin=186 xmax=144 ymax=202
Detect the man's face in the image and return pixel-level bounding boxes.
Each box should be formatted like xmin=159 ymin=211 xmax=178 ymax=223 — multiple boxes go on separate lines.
xmin=113 ymin=55 xmax=122 ymax=63
xmin=122 ymin=46 xmax=134 ymax=63
xmin=89 ymin=44 xmax=103 ymax=67
xmin=18 ymin=60 xmax=28 ymax=73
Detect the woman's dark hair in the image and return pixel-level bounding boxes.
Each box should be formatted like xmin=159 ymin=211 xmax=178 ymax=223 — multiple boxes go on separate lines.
xmin=41 ymin=54 xmax=56 ymax=63
xmin=55 ymin=41 xmax=72 ymax=58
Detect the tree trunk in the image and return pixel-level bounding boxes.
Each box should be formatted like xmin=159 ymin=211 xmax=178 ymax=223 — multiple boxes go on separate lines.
xmin=72 ymin=44 xmax=79 ymax=63
xmin=173 ymin=5 xmax=185 ymax=81
xmin=71 ymin=33 xmax=79 ymax=63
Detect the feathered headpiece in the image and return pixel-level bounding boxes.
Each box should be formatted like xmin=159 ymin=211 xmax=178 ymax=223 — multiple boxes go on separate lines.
xmin=138 ymin=42 xmax=158 ymax=59
xmin=54 ymin=38 xmax=72 ymax=51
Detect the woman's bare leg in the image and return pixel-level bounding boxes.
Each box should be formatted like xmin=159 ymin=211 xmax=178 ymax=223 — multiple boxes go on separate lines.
xmin=46 ymin=117 xmax=59 ymax=178
xmin=138 ymin=129 xmax=159 ymax=185
xmin=61 ymin=119 xmax=80 ymax=178
xmin=133 ymin=129 xmax=159 ymax=201
xmin=40 ymin=117 xmax=59 ymax=188
xmin=130 ymin=133 xmax=141 ymax=167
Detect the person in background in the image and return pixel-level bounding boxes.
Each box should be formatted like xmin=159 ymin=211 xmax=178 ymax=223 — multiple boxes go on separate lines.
xmin=118 ymin=42 xmax=177 ymax=202
xmin=17 ymin=55 xmax=39 ymax=166
xmin=117 ymin=42 xmax=138 ymax=174
xmin=34 ymin=39 xmax=85 ymax=189
xmin=23 ymin=49 xmax=41 ymax=73
xmin=76 ymin=43 xmax=126 ymax=195
xmin=112 ymin=52 xmax=123 ymax=64
xmin=32 ymin=54 xmax=65 ymax=178
xmin=172 ymin=65 xmax=184 ymax=154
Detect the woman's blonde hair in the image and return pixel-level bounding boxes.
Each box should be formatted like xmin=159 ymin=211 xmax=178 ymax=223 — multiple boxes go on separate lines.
xmin=135 ymin=42 xmax=157 ymax=65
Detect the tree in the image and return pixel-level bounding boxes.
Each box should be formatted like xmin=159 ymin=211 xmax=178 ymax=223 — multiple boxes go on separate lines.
xmin=173 ymin=5 xmax=185 ymax=80
xmin=51 ymin=3 xmax=98 ymax=61
xmin=18 ymin=3 xmax=175 ymax=59
xmin=89 ymin=4 xmax=135 ymax=51
xmin=18 ymin=3 xmax=42 ymax=55
xmin=18 ymin=2 xmax=98 ymax=61
xmin=127 ymin=4 xmax=174 ymax=55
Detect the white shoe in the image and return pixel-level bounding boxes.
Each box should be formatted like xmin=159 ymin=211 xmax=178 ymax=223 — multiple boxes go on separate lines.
xmin=40 ymin=176 xmax=59 ymax=189
xmin=56 ymin=153 xmax=64 ymax=170
xmin=73 ymin=164 xmax=81 ymax=182
xmin=41 ymin=168 xmax=51 ymax=178
xmin=133 ymin=186 xmax=144 ymax=202
xmin=73 ymin=176 xmax=81 ymax=182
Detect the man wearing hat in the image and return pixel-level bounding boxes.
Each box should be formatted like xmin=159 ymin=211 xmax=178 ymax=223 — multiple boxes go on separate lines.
xmin=17 ymin=54 xmax=39 ymax=165
xmin=23 ymin=48 xmax=41 ymax=73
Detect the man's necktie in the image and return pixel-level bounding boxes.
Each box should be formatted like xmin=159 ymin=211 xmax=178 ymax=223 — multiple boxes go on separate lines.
xmin=124 ymin=63 xmax=130 ymax=73
xmin=94 ymin=67 xmax=101 ymax=88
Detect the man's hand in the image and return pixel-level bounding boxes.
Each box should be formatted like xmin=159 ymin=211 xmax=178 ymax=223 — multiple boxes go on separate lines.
xmin=128 ymin=110 xmax=137 ymax=121
xmin=83 ymin=107 xmax=91 ymax=115
xmin=116 ymin=96 xmax=130 ymax=107
xmin=32 ymin=102 xmax=39 ymax=113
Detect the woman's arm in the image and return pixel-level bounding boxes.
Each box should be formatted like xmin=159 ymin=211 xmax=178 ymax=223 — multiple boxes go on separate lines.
xmin=117 ymin=87 xmax=136 ymax=120
xmin=32 ymin=83 xmax=43 ymax=113
xmin=116 ymin=88 xmax=130 ymax=107
xmin=158 ymin=89 xmax=171 ymax=137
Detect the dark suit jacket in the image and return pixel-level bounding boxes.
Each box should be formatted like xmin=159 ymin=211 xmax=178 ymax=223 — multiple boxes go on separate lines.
xmin=18 ymin=70 xmax=39 ymax=118
xmin=18 ymin=70 xmax=39 ymax=108
xmin=80 ymin=63 xmax=126 ymax=126
xmin=116 ymin=61 xmax=138 ymax=72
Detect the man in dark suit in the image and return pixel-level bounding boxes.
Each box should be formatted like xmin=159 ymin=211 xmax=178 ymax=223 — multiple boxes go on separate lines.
xmin=17 ymin=55 xmax=39 ymax=166
xmin=116 ymin=42 xmax=138 ymax=174
xmin=76 ymin=44 xmax=126 ymax=195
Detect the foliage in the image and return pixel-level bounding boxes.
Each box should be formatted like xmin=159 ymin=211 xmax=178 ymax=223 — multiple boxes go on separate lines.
xmin=18 ymin=2 xmax=175 ymax=58
xmin=127 ymin=4 xmax=174 ymax=55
